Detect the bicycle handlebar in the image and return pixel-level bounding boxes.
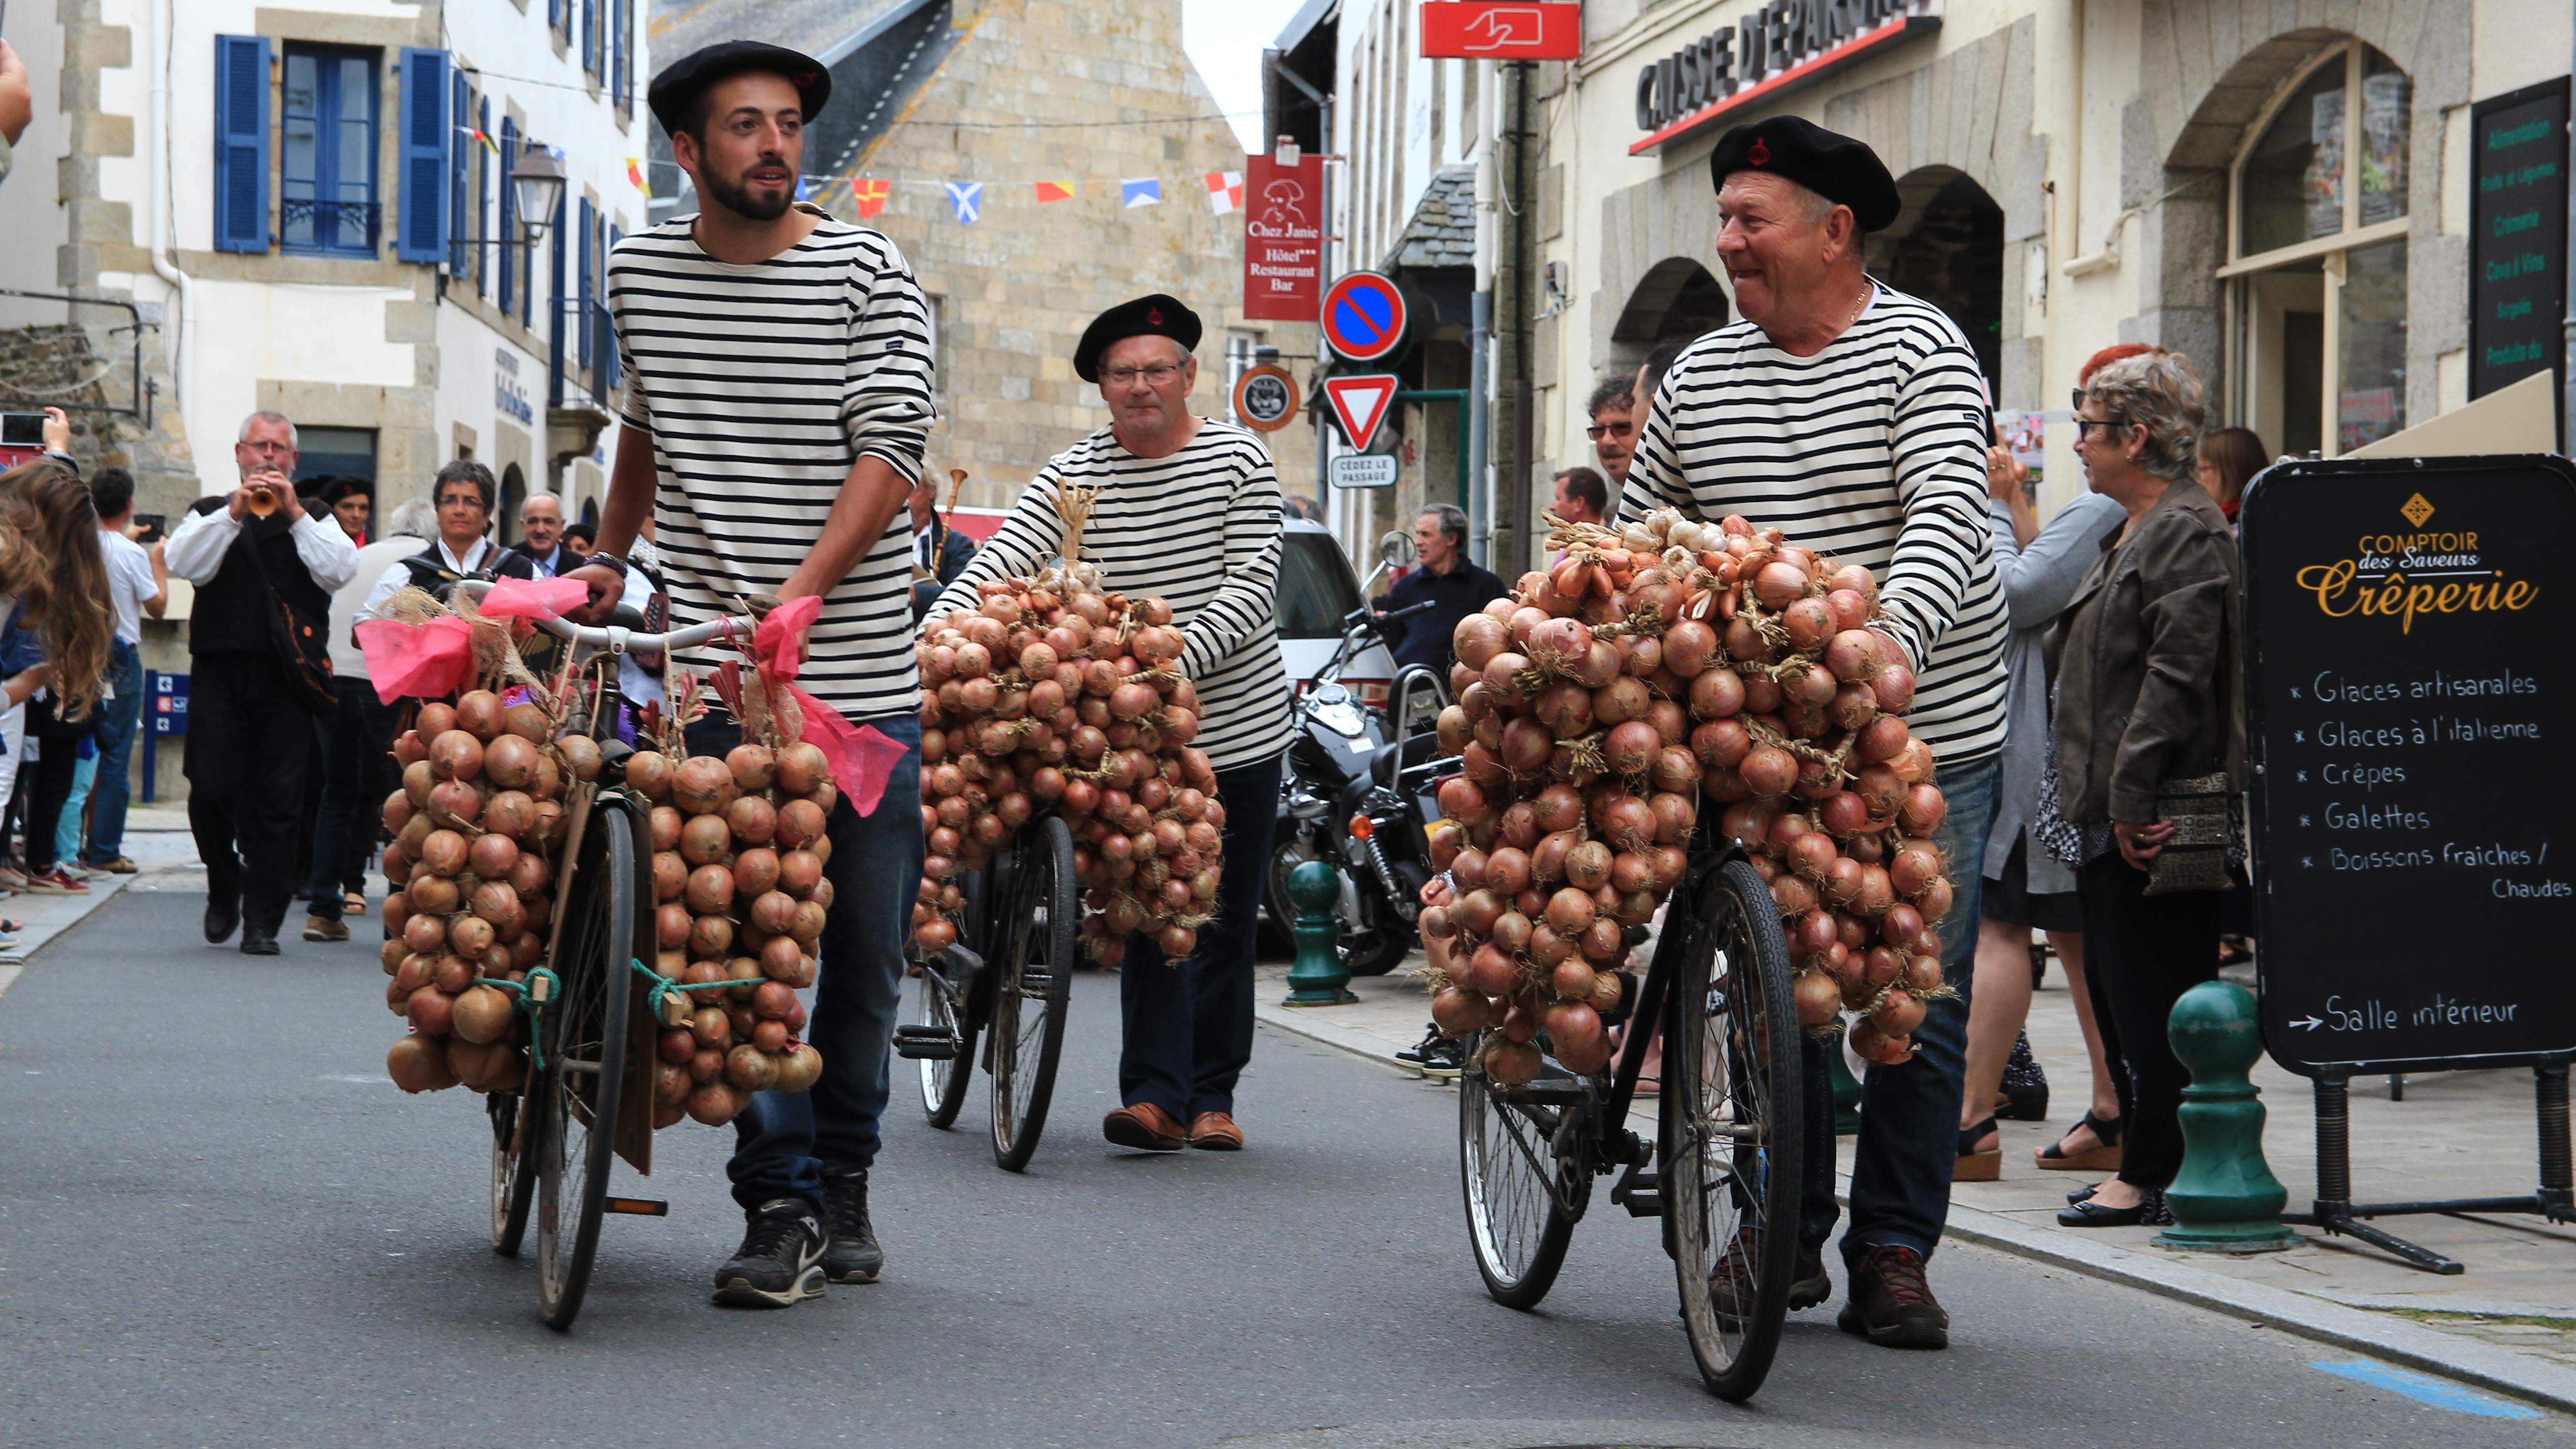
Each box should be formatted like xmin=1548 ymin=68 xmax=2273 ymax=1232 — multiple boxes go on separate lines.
xmin=453 ymin=578 xmax=755 ymax=655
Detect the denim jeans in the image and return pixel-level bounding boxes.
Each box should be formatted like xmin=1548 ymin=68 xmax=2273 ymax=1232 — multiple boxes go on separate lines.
xmin=53 ymin=749 xmax=95 ymax=866
xmin=686 ymin=711 xmax=921 ymax=1218
xmin=83 ymin=641 xmax=143 ymax=867
xmin=309 ymin=676 xmax=404 ymax=911
xmin=1799 ymin=748 xmax=2000 ymax=1265
xmin=1118 ymin=755 xmax=1281 ymax=1121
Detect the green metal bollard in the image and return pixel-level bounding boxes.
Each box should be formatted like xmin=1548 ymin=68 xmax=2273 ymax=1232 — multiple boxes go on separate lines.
xmin=2153 ymin=978 xmax=2304 ymax=1254
xmin=1280 ymin=859 xmax=1357 ymax=1007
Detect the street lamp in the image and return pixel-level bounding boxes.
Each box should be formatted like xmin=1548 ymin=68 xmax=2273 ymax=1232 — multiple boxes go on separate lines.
xmin=512 ymin=145 xmax=566 ymax=242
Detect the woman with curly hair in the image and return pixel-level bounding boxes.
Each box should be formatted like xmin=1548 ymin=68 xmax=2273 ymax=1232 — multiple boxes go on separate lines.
xmin=0 ymin=458 xmax=111 ymax=719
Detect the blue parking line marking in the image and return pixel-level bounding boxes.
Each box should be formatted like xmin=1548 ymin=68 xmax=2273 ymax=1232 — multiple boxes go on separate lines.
xmin=2312 ymin=1360 xmax=2543 ymax=1419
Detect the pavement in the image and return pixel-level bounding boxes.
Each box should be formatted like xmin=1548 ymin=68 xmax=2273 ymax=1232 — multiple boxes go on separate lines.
xmin=0 ymin=887 xmax=2569 ymax=1446
xmin=1249 ymin=942 xmax=2576 ymax=1409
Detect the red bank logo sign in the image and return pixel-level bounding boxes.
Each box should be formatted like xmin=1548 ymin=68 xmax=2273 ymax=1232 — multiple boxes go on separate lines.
xmin=1420 ymin=2 xmax=1582 ymax=60
xmin=1242 ymin=154 xmax=1322 ymax=322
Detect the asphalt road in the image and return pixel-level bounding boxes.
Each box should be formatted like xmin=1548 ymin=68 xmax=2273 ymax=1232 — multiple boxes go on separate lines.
xmin=1 ymin=890 xmax=2566 ymax=1448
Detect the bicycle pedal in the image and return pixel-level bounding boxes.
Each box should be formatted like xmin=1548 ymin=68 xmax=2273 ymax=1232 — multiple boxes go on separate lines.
xmin=893 ymin=1025 xmax=959 ymax=1060
xmin=1623 ymin=1190 xmax=1664 ymax=1217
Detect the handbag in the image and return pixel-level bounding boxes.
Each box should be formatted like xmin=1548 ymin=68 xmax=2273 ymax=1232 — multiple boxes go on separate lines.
xmin=2143 ymin=772 xmax=2239 ymax=895
xmin=242 ymin=524 xmax=339 ymax=717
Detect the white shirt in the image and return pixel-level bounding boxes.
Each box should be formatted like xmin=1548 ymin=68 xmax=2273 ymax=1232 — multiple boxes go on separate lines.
xmin=162 ymin=504 xmax=361 ymax=591
xmin=333 ymin=537 xmax=432 ymax=679
xmin=359 ymin=536 xmax=500 ymax=621
xmin=97 ymin=529 xmax=157 ymax=646
xmin=523 ymin=543 xmax=566 ymax=578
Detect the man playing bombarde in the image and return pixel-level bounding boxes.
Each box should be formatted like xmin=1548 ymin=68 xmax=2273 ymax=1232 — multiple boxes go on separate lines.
xmin=1623 ymin=116 xmax=2009 ymax=1351
xmin=571 ymin=40 xmax=936 ymax=1309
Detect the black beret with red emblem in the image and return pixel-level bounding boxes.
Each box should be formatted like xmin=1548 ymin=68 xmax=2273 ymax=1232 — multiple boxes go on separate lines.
xmin=648 ymin=42 xmax=831 ymax=137
xmin=1074 ymin=294 xmax=1204 ymax=383
xmin=1707 ymin=116 xmax=1901 ymax=233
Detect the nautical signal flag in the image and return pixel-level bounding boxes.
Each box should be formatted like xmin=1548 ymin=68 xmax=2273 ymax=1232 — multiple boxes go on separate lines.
xmin=1035 ymin=180 xmax=1076 ymax=204
xmin=625 ymin=158 xmax=649 ymax=199
xmin=1120 ymin=177 xmax=1162 ymax=208
xmin=456 ymin=125 xmax=499 ymax=156
xmin=1205 ymin=170 xmax=1244 ymax=215
xmin=945 ymin=181 xmax=983 ymax=224
xmin=852 ymin=178 xmax=890 ymax=218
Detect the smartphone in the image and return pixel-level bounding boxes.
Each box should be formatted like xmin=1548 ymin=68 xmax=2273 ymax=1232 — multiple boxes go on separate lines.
xmin=131 ymin=513 xmax=165 ymax=545
xmin=0 ymin=413 xmax=43 ymax=448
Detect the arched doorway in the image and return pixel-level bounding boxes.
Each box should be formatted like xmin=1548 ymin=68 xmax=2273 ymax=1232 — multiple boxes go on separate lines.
xmin=1611 ymin=257 xmax=1732 ymax=349
xmin=499 ymin=462 xmax=527 ymax=548
xmin=1869 ymin=167 xmax=2005 ymax=399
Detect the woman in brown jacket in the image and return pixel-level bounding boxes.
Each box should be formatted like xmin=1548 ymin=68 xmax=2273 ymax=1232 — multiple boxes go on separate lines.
xmin=2044 ymin=351 xmax=2245 ymax=1227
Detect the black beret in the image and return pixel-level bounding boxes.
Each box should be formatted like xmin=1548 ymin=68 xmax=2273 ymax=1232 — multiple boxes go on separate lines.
xmin=313 ymin=476 xmax=373 ymax=505
xmin=1707 ymin=116 xmax=1902 ymax=233
xmin=1074 ymin=294 xmax=1203 ymax=384
xmin=647 ymin=42 xmax=831 ymax=137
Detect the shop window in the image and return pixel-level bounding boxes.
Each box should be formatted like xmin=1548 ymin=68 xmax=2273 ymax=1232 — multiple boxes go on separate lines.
xmin=1871 ymin=170 xmax=2005 ymax=401
xmin=294 ymin=427 xmax=378 ymax=485
xmin=281 ymin=45 xmax=381 ymax=257
xmin=2223 ymin=42 xmax=2412 ymax=456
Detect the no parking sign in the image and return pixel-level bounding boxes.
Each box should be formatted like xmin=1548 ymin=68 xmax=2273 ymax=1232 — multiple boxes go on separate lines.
xmin=1319 ymin=272 xmax=1408 ymax=364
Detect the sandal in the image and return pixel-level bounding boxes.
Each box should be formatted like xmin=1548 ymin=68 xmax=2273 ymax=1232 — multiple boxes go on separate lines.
xmin=1955 ymin=1115 xmax=2001 ymax=1181
xmin=343 ymin=891 xmax=368 ymax=917
xmin=2035 ymin=1109 xmax=2125 ymax=1171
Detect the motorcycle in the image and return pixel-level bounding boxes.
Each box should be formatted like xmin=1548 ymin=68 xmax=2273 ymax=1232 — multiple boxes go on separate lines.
xmin=1266 ymin=599 xmax=1453 ymax=976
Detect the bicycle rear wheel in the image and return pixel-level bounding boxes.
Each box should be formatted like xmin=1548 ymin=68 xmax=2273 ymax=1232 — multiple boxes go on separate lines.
xmin=1458 ymin=1032 xmax=1589 ymax=1309
xmin=533 ymin=796 xmax=640 ymax=1330
xmin=989 ymin=815 xmax=1075 ymax=1172
xmin=909 ymin=956 xmax=977 ymax=1129
xmin=489 ymin=1091 xmax=534 ymax=1255
xmin=1662 ymin=855 xmax=1803 ymax=1401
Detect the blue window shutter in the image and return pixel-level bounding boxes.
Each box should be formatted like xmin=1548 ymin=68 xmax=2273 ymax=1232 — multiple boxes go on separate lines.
xmin=499 ymin=119 xmax=519 ymax=318
xmin=604 ymin=223 xmax=623 ymax=391
xmin=395 ymin=48 xmax=449 ymax=262
xmin=613 ymin=0 xmax=630 ymax=107
xmin=448 ymin=73 xmax=471 ymax=274
xmin=477 ymin=97 xmax=493 ymax=296
xmin=212 ymin=35 xmax=271 ymax=253
xmin=577 ymin=197 xmax=595 ymax=370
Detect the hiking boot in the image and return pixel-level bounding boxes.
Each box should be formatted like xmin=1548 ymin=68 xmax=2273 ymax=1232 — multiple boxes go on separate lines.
xmin=819 ymin=1172 xmax=885 ymax=1285
xmin=1838 ymin=1244 xmax=1949 ymax=1349
xmin=712 ymin=1199 xmax=826 ymax=1307
xmin=1705 ymin=1235 xmax=1831 ymax=1319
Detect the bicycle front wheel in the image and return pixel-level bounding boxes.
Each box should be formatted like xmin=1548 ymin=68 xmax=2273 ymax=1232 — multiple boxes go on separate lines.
xmin=1662 ymin=855 xmax=1803 ymax=1401
xmin=489 ymin=1091 xmax=534 ymax=1255
xmin=533 ymin=796 xmax=641 ymax=1330
xmin=910 ymin=955 xmax=977 ymax=1129
xmin=1458 ymin=1032 xmax=1588 ymax=1309
xmin=989 ymin=816 xmax=1075 ymax=1172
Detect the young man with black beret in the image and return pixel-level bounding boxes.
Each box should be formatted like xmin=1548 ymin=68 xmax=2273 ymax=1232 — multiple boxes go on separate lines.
xmin=924 ymin=294 xmax=1290 ymax=1154
xmin=1622 ymin=115 xmax=2009 ymax=1350
xmin=569 ymin=39 xmax=936 ymax=1309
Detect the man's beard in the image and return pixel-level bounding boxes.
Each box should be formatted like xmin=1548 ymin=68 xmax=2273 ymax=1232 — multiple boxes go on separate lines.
xmin=703 ymin=162 xmax=794 ymax=222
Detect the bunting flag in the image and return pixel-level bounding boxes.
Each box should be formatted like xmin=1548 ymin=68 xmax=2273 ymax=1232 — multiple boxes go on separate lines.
xmin=1205 ymin=170 xmax=1243 ymax=215
xmin=625 ymin=157 xmax=650 ymax=199
xmin=1120 ymin=177 xmax=1162 ymax=208
xmin=455 ymin=125 xmax=500 ymax=156
xmin=1034 ymin=179 xmax=1076 ymax=204
xmin=945 ymin=180 xmax=983 ymax=224
xmin=852 ymin=178 xmax=892 ymax=218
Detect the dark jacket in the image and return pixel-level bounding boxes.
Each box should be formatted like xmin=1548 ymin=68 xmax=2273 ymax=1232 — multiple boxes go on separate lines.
xmin=185 ymin=497 xmax=334 ymax=658
xmin=910 ymin=524 xmax=976 ymax=621
xmin=2046 ymin=477 xmax=2245 ymax=827
xmin=1377 ymin=558 xmax=1507 ymax=674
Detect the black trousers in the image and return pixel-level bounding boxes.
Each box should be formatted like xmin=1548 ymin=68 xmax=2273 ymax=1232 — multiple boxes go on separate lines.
xmin=20 ymin=738 xmax=79 ymax=874
xmin=2077 ymin=850 xmax=2221 ymax=1190
xmin=185 ymin=652 xmax=318 ymax=934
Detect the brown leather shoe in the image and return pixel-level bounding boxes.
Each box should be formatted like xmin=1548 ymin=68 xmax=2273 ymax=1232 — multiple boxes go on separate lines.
xmin=1837 ymin=1244 xmax=1949 ymax=1349
xmin=1102 ymin=1101 xmax=1185 ymax=1151
xmin=1187 ymin=1111 xmax=1244 ymax=1151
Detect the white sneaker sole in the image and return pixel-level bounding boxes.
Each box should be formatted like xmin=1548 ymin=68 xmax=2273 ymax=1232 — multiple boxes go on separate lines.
xmin=712 ymin=1263 xmax=825 ymax=1308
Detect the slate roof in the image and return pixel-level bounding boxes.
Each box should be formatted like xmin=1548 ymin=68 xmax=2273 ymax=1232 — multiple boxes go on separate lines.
xmin=1384 ymin=164 xmax=1478 ymax=273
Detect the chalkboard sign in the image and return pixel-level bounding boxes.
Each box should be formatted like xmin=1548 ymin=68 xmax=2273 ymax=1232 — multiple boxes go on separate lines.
xmin=2468 ymin=77 xmax=2569 ymax=404
xmin=2243 ymin=456 xmax=2576 ymax=1075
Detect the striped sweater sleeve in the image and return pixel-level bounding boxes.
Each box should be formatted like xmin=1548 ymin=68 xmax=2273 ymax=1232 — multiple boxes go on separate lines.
xmin=1871 ymin=337 xmax=1998 ymax=673
xmin=1176 ymin=446 xmax=1284 ymax=681
xmin=921 ymin=470 xmax=1066 ymax=624
xmin=841 ymin=242 xmax=936 ymax=483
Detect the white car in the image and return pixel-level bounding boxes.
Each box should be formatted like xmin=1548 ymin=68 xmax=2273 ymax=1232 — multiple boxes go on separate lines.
xmin=1274 ymin=519 xmax=1397 ymax=702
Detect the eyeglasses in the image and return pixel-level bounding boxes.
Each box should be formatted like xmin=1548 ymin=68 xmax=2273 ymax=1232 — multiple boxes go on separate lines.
xmin=2070 ymin=415 xmax=2126 ymax=438
xmin=240 ymin=440 xmax=294 ymax=456
xmin=1585 ymin=422 xmax=1634 ymax=442
xmin=1101 ymin=364 xmax=1183 ymax=387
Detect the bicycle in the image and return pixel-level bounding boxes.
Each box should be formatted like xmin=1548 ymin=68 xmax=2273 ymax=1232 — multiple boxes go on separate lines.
xmin=464 ymin=582 xmax=757 ymax=1328
xmin=898 ymin=809 xmax=1080 ymax=1172
xmin=1457 ymin=838 xmax=1803 ymax=1401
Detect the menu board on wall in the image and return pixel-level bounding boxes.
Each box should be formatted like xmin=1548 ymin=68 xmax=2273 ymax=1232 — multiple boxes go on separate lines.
xmin=2242 ymin=456 xmax=2576 ymax=1076
xmin=2468 ymin=77 xmax=2570 ymax=402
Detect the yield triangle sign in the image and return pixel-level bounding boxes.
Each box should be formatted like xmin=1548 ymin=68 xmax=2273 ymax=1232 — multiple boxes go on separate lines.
xmin=1321 ymin=374 xmax=1400 ymax=451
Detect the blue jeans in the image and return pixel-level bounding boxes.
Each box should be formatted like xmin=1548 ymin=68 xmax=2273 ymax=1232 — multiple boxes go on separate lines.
xmin=687 ymin=712 xmax=921 ymax=1218
xmin=1118 ymin=755 xmax=1281 ymax=1121
xmin=82 ymin=641 xmax=142 ymax=866
xmin=1799 ymin=749 xmax=2000 ymax=1265
xmin=309 ymin=676 xmax=404 ymax=911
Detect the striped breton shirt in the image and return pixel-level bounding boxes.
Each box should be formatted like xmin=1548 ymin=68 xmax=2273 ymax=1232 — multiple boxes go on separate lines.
xmin=1622 ymin=282 xmax=2010 ymax=763
xmin=606 ymin=207 xmax=935 ymax=722
xmin=926 ymin=419 xmax=1295 ymax=773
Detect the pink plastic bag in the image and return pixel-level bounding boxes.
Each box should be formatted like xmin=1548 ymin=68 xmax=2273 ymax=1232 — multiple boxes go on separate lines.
xmin=748 ymin=595 xmax=902 ymax=815
xmin=355 ymin=616 xmax=478 ymax=705
xmin=475 ymin=574 xmax=592 ymax=620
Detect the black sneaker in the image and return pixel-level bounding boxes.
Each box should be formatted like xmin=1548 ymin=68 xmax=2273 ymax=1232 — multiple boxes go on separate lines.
xmin=712 ymin=1199 xmax=826 ymax=1307
xmin=1788 ymin=1241 xmax=1832 ymax=1310
xmin=1395 ymin=1024 xmax=1464 ymax=1078
xmin=820 ymin=1171 xmax=885 ymax=1285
